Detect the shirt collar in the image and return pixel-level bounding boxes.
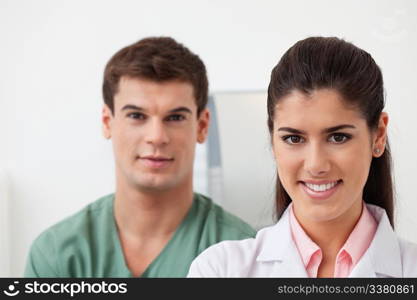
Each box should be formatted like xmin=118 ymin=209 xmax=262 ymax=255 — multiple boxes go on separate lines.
xmin=256 ymin=203 xmax=402 ymax=277
xmin=289 ymin=204 xmax=321 ymax=267
xmin=339 ymin=203 xmax=377 ymax=265
xmin=289 ymin=202 xmax=378 ymax=268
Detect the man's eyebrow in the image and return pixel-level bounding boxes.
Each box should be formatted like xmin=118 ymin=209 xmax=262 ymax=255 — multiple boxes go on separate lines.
xmin=277 ymin=124 xmax=356 ymax=134
xmin=168 ymin=107 xmax=192 ymax=114
xmin=121 ymin=104 xmax=144 ymax=111
xmin=120 ymin=105 xmax=192 ymax=114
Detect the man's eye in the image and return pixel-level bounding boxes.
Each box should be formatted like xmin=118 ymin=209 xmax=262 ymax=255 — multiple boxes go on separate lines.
xmin=328 ymin=133 xmax=351 ymax=144
xmin=127 ymin=112 xmax=146 ymax=120
xmin=166 ymin=114 xmax=185 ymax=121
xmin=282 ymin=135 xmax=305 ymax=145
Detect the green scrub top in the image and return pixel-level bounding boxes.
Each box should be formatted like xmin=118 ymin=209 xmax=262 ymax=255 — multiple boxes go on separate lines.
xmin=24 ymin=193 xmax=255 ymax=277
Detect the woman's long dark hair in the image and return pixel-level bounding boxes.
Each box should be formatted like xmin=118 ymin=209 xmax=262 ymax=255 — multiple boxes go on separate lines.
xmin=267 ymin=37 xmax=394 ymax=227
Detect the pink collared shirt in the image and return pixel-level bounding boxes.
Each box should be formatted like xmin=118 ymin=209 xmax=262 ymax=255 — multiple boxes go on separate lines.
xmin=289 ymin=203 xmax=377 ymax=277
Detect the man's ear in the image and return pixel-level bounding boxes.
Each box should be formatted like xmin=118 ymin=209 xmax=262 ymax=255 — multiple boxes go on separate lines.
xmin=197 ymin=109 xmax=210 ymax=144
xmin=372 ymin=112 xmax=389 ymax=158
xmin=102 ymin=104 xmax=113 ymax=139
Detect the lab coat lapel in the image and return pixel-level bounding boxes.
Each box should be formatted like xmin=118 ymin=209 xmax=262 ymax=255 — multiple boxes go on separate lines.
xmin=349 ymin=204 xmax=402 ymax=278
xmin=270 ymin=243 xmax=309 ymax=277
xmin=256 ymin=208 xmax=308 ymax=277
xmin=349 ymin=252 xmax=376 ymax=277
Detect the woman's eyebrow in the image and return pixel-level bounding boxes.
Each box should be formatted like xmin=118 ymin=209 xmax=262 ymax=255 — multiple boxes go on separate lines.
xmin=277 ymin=127 xmax=305 ymax=134
xmin=323 ymin=124 xmax=356 ymax=133
xmin=278 ymin=124 xmax=356 ymax=134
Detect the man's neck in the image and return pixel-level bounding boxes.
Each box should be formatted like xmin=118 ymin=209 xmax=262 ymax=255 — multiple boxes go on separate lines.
xmin=114 ymin=180 xmax=194 ymax=241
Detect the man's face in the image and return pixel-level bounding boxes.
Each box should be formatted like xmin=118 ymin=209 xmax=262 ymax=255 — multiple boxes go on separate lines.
xmin=102 ymin=77 xmax=209 ymax=193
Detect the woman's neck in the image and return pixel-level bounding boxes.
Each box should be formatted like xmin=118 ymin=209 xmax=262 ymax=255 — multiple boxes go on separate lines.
xmin=294 ymin=201 xmax=364 ymax=259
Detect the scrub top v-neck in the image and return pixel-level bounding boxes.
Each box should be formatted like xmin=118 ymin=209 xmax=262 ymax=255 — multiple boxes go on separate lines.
xmin=24 ymin=193 xmax=255 ymax=277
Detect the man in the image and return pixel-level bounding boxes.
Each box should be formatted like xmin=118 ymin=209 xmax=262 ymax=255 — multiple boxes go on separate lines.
xmin=24 ymin=37 xmax=255 ymax=277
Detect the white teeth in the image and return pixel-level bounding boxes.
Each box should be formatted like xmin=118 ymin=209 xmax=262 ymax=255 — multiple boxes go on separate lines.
xmin=305 ymin=181 xmax=338 ymax=192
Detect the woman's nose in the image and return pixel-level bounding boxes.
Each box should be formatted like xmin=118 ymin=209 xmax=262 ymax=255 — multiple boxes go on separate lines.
xmin=304 ymin=143 xmax=331 ymax=177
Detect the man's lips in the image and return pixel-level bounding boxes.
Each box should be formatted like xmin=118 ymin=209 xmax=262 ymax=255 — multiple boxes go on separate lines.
xmin=140 ymin=156 xmax=174 ymax=161
xmin=138 ymin=156 xmax=174 ymax=168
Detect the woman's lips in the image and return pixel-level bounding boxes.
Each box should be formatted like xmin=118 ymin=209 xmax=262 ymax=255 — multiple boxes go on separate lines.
xmin=300 ymin=180 xmax=342 ymax=200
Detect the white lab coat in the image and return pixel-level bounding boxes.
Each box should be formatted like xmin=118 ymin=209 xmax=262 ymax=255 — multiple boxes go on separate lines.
xmin=188 ymin=204 xmax=417 ymax=277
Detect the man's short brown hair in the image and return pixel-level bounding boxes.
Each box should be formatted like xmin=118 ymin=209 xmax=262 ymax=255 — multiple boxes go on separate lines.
xmin=103 ymin=37 xmax=208 ymax=116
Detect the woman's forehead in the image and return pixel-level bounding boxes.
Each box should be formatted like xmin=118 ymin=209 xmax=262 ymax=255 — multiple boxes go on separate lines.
xmin=274 ymin=89 xmax=363 ymax=125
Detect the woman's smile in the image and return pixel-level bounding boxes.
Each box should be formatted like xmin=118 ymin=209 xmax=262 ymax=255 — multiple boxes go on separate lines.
xmin=299 ymin=180 xmax=343 ymax=200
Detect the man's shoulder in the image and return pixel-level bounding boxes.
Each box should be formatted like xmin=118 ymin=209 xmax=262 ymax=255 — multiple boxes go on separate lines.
xmin=193 ymin=193 xmax=256 ymax=238
xmin=25 ymin=194 xmax=116 ymax=277
xmin=33 ymin=194 xmax=114 ymax=248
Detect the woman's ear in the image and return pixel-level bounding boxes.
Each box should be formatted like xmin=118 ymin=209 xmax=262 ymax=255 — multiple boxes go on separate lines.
xmin=372 ymin=112 xmax=389 ymax=157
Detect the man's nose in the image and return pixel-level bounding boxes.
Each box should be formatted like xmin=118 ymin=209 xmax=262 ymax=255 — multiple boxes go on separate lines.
xmin=145 ymin=119 xmax=170 ymax=146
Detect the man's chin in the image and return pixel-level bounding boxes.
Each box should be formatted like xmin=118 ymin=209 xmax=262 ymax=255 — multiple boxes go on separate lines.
xmin=132 ymin=178 xmax=179 ymax=193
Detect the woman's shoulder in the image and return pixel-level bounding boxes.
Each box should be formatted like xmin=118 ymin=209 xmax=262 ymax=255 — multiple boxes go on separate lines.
xmin=398 ymin=237 xmax=417 ymax=252
xmin=187 ymin=237 xmax=257 ymax=277
xmin=188 ymin=225 xmax=276 ymax=277
xmin=397 ymin=238 xmax=417 ymax=276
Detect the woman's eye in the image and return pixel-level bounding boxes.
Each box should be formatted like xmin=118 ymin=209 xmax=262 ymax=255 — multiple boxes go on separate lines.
xmin=282 ymin=135 xmax=304 ymax=144
xmin=127 ymin=112 xmax=146 ymax=120
xmin=166 ymin=114 xmax=185 ymax=121
xmin=328 ymin=133 xmax=351 ymax=143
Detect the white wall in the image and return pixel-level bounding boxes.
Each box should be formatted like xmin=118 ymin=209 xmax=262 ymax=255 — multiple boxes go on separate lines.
xmin=1 ymin=0 xmax=416 ymax=276
xmin=0 ymin=170 xmax=11 ymax=276
xmin=212 ymin=92 xmax=276 ymax=230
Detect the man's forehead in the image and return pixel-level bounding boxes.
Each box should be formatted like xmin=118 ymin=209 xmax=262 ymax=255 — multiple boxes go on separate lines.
xmin=121 ymin=104 xmax=193 ymax=114
xmin=114 ymin=77 xmax=197 ymax=112
xmin=117 ymin=76 xmax=194 ymax=95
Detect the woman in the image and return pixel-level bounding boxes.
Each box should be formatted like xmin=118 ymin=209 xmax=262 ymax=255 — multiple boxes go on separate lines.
xmin=187 ymin=37 xmax=417 ymax=277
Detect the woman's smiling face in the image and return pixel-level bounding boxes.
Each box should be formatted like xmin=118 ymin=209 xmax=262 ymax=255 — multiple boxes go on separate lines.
xmin=272 ymin=88 xmax=386 ymax=225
